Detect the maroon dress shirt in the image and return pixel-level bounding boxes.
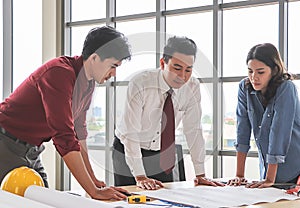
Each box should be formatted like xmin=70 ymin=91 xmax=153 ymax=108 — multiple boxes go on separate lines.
xmin=0 ymin=55 xmax=95 ymax=156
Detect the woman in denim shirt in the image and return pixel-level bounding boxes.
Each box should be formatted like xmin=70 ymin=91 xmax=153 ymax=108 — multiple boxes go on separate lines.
xmin=228 ymin=43 xmax=300 ymax=188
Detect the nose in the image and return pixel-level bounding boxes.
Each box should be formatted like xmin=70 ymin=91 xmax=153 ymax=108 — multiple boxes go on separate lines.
xmin=177 ymin=70 xmax=186 ymax=80
xmin=251 ymin=72 xmax=258 ymax=81
xmin=111 ymin=68 xmax=116 ymax=77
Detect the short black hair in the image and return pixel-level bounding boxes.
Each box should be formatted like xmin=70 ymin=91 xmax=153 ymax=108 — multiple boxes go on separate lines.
xmin=82 ymin=26 xmax=131 ymax=61
xmin=163 ymin=36 xmax=197 ymax=63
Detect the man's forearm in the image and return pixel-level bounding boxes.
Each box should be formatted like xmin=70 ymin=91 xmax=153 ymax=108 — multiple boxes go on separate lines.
xmin=63 ymin=151 xmax=97 ymax=196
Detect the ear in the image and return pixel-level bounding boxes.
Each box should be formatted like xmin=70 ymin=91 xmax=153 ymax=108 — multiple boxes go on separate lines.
xmin=160 ymin=58 xmax=165 ymax=70
xmin=272 ymin=66 xmax=279 ymax=76
xmin=90 ymin=53 xmax=98 ymax=62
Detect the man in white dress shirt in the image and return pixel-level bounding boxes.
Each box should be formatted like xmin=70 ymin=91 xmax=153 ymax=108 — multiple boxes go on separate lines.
xmin=113 ymin=36 xmax=224 ymax=190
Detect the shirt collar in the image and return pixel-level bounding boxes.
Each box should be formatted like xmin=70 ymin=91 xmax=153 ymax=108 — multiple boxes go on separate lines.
xmin=250 ymin=90 xmax=260 ymax=95
xmin=78 ymin=65 xmax=95 ymax=91
xmin=158 ymin=70 xmax=178 ymax=95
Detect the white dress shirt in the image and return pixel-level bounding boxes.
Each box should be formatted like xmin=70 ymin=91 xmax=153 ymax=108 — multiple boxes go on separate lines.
xmin=115 ymin=69 xmax=205 ymax=177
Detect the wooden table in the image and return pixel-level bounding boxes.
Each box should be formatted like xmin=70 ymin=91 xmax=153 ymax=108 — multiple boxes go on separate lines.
xmin=120 ymin=180 xmax=300 ymax=208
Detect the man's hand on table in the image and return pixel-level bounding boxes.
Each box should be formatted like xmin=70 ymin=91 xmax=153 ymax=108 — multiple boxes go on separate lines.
xmin=90 ymin=186 xmax=130 ymax=200
xmin=194 ymin=174 xmax=226 ymax=187
xmin=135 ymin=175 xmax=164 ymax=190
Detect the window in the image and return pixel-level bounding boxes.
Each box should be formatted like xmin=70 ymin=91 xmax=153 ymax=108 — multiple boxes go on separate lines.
xmin=288 ymin=1 xmax=300 ymax=74
xmin=12 ymin=0 xmax=42 ymax=89
xmin=71 ymin=0 xmax=106 ymax=22
xmin=223 ymin=4 xmax=278 ymax=77
xmin=166 ymin=12 xmax=213 ymax=78
xmin=63 ymin=0 xmax=299 ymax=189
xmin=116 ymin=18 xmax=157 ymax=81
xmin=166 ymin=0 xmax=212 ymax=10
xmin=116 ymin=0 xmax=155 ymax=16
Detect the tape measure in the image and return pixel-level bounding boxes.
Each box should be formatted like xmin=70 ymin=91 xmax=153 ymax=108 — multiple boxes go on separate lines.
xmin=127 ymin=195 xmax=150 ymax=204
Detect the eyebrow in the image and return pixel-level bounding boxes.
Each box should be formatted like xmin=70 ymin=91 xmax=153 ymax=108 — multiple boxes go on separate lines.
xmin=173 ymin=63 xmax=193 ymax=69
xmin=248 ymin=67 xmax=265 ymax=71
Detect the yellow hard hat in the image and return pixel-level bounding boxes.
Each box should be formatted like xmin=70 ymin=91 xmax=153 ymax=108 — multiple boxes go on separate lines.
xmin=0 ymin=166 xmax=45 ymax=196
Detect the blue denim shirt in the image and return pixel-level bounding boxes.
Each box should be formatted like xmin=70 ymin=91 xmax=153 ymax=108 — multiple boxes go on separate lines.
xmin=236 ymin=78 xmax=300 ymax=183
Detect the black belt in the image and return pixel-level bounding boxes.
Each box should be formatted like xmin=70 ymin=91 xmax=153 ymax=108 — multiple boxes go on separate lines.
xmin=0 ymin=127 xmax=30 ymax=146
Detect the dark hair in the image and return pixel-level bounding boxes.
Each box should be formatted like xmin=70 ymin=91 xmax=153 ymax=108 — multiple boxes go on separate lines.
xmin=246 ymin=43 xmax=294 ymax=105
xmin=82 ymin=26 xmax=131 ymax=61
xmin=163 ymin=36 xmax=197 ymax=63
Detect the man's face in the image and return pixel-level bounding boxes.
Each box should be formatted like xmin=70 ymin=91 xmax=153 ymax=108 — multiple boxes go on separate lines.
xmin=92 ymin=55 xmax=122 ymax=84
xmin=161 ymin=52 xmax=194 ymax=89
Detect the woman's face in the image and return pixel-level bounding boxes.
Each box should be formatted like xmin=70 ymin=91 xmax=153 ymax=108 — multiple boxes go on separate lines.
xmin=248 ymin=59 xmax=272 ymax=94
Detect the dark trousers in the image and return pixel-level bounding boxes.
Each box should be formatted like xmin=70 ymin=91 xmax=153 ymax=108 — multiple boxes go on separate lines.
xmin=112 ymin=136 xmax=173 ymax=186
xmin=0 ymin=129 xmax=49 ymax=187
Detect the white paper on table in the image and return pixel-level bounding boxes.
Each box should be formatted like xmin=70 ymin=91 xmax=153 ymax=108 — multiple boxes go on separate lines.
xmin=138 ymin=185 xmax=300 ymax=208
xmin=24 ymin=185 xmax=123 ymax=208
xmin=0 ymin=189 xmax=55 ymax=208
xmin=111 ymin=199 xmax=185 ymax=207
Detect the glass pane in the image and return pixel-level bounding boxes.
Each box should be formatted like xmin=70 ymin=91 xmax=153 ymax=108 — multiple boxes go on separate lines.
xmin=201 ymin=83 xmax=213 ymax=150
xmin=71 ymin=150 xmax=106 ymax=190
xmin=166 ymin=12 xmax=213 ymax=78
xmin=71 ymin=0 xmax=106 ymax=21
xmin=13 ymin=0 xmax=42 ymax=89
xmin=223 ymin=83 xmax=238 ymax=150
xmin=288 ymin=1 xmax=300 ymax=74
xmin=222 ymin=156 xmax=259 ymax=180
xmin=116 ymin=0 xmax=155 ymax=16
xmin=86 ymin=87 xmax=106 ymax=147
xmin=184 ymin=153 xmax=213 ymax=180
xmin=223 ymin=82 xmax=257 ymax=151
xmin=223 ymin=4 xmax=278 ymax=77
xmin=71 ymin=25 xmax=105 ymax=56
xmin=116 ymin=19 xmax=156 ymax=81
xmin=0 ymin=2 xmax=3 ymax=100
xmin=166 ymin=0 xmax=212 ymax=10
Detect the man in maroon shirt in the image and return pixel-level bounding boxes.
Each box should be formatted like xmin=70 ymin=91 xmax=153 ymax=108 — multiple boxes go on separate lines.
xmin=0 ymin=26 xmax=131 ymax=200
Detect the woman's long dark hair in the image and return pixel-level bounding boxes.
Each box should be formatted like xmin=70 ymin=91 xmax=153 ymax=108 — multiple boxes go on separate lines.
xmin=245 ymin=43 xmax=294 ymax=106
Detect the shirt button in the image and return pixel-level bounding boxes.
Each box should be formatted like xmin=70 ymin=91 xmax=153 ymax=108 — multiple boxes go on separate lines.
xmin=157 ymin=132 xmax=159 ymax=134
xmin=267 ymin=114 xmax=271 ymax=117
xmin=258 ymin=126 xmax=261 ymax=129
xmin=152 ymin=140 xmax=155 ymax=143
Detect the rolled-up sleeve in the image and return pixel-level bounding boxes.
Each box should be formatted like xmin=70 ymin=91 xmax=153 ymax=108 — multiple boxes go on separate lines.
xmin=37 ymin=68 xmax=80 ymax=156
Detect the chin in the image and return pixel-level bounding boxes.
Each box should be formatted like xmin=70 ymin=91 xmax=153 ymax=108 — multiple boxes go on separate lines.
xmin=253 ymin=87 xmax=261 ymax=91
xmin=173 ymin=82 xmax=185 ymax=89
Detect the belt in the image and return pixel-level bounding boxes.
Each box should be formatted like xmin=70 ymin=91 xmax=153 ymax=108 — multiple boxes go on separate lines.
xmin=0 ymin=127 xmax=30 ymax=146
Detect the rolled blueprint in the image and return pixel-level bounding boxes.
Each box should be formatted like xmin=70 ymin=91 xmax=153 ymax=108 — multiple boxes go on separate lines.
xmin=24 ymin=185 xmax=123 ymax=208
xmin=0 ymin=189 xmax=55 ymax=208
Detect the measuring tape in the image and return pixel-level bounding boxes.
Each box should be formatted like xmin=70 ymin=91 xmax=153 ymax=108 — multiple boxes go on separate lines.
xmin=127 ymin=195 xmax=150 ymax=204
